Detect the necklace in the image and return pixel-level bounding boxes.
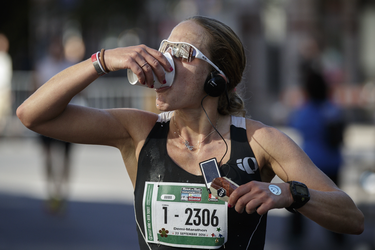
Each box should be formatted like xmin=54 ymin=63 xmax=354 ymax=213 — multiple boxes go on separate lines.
xmin=173 ymin=116 xmax=218 ymax=151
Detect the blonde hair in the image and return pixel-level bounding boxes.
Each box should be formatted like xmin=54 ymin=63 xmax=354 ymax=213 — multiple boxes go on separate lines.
xmin=187 ymin=16 xmax=247 ymax=117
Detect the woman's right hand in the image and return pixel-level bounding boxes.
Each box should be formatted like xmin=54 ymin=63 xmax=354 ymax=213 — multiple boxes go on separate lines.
xmin=104 ymin=45 xmax=173 ymax=88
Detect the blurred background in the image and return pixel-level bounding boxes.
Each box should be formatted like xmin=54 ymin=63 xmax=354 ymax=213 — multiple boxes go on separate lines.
xmin=1 ymin=0 xmax=375 ymax=249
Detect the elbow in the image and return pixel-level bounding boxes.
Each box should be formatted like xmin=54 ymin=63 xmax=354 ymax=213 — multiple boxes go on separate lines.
xmin=352 ymin=212 xmax=365 ymax=235
xmin=351 ymin=223 xmax=364 ymax=236
xmin=16 ymin=104 xmax=26 ymax=125
xmin=16 ymin=104 xmax=35 ymax=129
xmin=355 ymin=225 xmax=365 ymax=236
xmin=328 ymin=207 xmax=365 ymax=235
xmin=346 ymin=210 xmax=365 ymax=235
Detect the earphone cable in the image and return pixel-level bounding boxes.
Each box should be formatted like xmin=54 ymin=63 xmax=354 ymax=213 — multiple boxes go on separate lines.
xmin=201 ymin=94 xmax=228 ymax=165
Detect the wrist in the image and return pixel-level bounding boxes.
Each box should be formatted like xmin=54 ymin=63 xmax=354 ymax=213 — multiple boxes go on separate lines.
xmin=286 ymin=181 xmax=310 ymax=213
xmin=91 ymin=50 xmax=109 ymax=76
xmin=285 ymin=182 xmax=294 ymax=208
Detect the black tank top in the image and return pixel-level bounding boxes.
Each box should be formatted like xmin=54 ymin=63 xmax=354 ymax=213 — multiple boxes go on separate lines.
xmin=134 ymin=112 xmax=267 ymax=250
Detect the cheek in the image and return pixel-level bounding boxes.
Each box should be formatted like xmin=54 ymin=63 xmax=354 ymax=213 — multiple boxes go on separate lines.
xmin=179 ymin=63 xmax=209 ymax=89
xmin=193 ymin=69 xmax=210 ymax=95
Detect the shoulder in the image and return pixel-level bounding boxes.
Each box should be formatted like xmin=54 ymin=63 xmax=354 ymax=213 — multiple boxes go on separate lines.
xmin=245 ymin=119 xmax=291 ymax=152
xmin=230 ymin=116 xmax=282 ymax=141
xmin=245 ymin=118 xmax=281 ymax=138
xmin=244 ymin=118 xmax=302 ymax=180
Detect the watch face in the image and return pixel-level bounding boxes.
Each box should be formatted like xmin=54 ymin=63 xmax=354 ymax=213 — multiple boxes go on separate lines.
xmin=296 ymin=185 xmax=308 ymax=195
xmin=288 ymin=181 xmax=310 ymax=210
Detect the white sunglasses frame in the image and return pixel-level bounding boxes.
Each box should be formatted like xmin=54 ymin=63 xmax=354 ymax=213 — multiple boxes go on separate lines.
xmin=159 ymin=39 xmax=227 ymax=80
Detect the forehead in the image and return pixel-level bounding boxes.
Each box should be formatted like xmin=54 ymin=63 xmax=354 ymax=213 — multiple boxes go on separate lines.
xmin=167 ymin=20 xmax=209 ymax=52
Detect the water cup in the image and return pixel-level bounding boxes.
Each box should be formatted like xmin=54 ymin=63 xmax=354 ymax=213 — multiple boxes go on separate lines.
xmin=127 ymin=52 xmax=175 ymax=88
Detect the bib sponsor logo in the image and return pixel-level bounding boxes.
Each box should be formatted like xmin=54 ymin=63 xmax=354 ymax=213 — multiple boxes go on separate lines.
xmin=181 ymin=187 xmax=202 ymax=202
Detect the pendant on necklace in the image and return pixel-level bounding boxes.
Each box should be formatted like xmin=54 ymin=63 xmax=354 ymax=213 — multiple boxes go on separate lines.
xmin=184 ymin=140 xmax=194 ymax=151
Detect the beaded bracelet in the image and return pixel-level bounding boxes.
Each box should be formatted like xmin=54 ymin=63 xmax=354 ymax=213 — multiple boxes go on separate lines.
xmin=91 ymin=51 xmax=108 ymax=76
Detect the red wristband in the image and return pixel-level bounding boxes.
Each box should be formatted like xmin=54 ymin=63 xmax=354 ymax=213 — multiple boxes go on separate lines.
xmin=91 ymin=52 xmax=106 ymax=76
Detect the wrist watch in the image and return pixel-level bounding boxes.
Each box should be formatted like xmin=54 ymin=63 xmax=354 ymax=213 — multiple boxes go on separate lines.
xmin=286 ymin=181 xmax=310 ymax=213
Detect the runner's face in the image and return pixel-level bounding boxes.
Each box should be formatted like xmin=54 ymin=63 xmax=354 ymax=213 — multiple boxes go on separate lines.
xmin=155 ymin=21 xmax=212 ymax=111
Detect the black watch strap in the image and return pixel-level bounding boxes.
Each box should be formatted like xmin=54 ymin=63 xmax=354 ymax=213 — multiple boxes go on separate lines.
xmin=286 ymin=181 xmax=310 ymax=213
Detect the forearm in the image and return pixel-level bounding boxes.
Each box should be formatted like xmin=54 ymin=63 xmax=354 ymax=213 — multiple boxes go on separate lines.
xmin=17 ymin=59 xmax=98 ymax=128
xmin=298 ymin=189 xmax=364 ymax=234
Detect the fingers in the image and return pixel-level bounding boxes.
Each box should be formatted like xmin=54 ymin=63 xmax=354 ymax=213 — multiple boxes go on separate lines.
xmin=104 ymin=45 xmax=173 ymax=88
xmin=128 ymin=46 xmax=172 ymax=87
xmin=228 ymin=182 xmax=286 ymax=215
xmin=138 ymin=53 xmax=165 ymax=87
xmin=235 ymin=194 xmax=262 ymax=214
xmin=228 ymin=182 xmax=253 ymax=209
xmin=144 ymin=48 xmax=173 ymax=85
xmin=229 ymin=184 xmax=263 ymax=214
xmin=136 ymin=60 xmax=155 ymax=87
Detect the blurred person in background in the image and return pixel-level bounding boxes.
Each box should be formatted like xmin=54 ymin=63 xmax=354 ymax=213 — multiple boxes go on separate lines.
xmin=289 ymin=67 xmax=346 ymax=246
xmin=0 ymin=33 xmax=12 ymax=136
xmin=33 ymin=35 xmax=85 ymax=215
xmin=18 ymin=16 xmax=363 ymax=249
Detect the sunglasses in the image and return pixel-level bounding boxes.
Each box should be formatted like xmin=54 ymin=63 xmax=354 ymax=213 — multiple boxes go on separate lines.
xmin=158 ymin=40 xmax=227 ymax=80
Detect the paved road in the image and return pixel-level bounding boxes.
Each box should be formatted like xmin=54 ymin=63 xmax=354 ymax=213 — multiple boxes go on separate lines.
xmin=0 ymin=134 xmax=374 ymax=250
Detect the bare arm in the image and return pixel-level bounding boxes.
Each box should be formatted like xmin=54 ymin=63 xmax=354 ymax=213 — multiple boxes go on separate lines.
xmin=228 ymin=121 xmax=364 ymax=235
xmin=17 ymin=45 xmax=172 ymax=148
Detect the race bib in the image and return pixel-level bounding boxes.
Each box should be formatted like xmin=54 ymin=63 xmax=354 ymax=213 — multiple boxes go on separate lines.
xmin=143 ymin=182 xmax=228 ymax=249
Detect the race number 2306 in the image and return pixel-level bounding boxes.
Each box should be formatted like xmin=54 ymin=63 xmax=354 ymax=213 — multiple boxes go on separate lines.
xmin=162 ymin=206 xmax=219 ymax=227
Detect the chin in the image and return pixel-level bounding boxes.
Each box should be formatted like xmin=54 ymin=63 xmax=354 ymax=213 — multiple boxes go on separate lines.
xmin=155 ymin=102 xmax=170 ymax=112
xmin=157 ymin=106 xmax=173 ymax=112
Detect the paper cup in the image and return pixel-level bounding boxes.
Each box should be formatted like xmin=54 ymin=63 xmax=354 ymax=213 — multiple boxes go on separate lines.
xmin=127 ymin=52 xmax=175 ymax=88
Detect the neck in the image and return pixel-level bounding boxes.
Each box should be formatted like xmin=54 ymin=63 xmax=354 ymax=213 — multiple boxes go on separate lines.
xmin=173 ymin=107 xmax=220 ymax=131
xmin=172 ymin=110 xmax=221 ymax=151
